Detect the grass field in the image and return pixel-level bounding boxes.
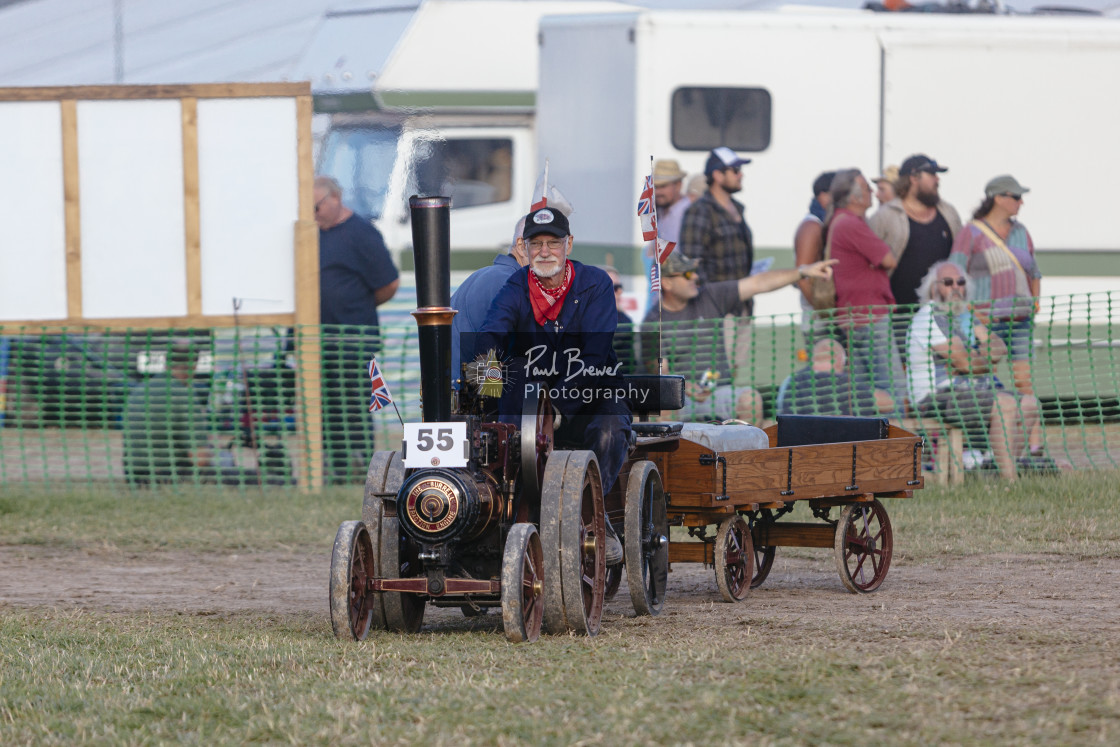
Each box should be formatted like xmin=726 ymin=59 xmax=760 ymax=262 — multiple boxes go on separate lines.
xmin=2 ymin=474 xmax=1119 ymax=745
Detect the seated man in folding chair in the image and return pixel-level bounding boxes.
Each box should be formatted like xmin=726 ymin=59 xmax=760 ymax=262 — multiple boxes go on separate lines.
xmin=907 ymin=261 xmax=1042 ymax=481
xmin=476 ymin=207 xmax=631 ymax=564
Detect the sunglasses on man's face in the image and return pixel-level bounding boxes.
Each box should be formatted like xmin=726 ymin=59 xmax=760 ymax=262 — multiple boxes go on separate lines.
xmin=667 ymin=271 xmax=697 ymax=280
xmin=940 ymin=277 xmax=967 ymax=287
xmin=613 ymin=283 xmax=623 ymax=291
xmin=999 ymin=193 xmax=1023 ymax=201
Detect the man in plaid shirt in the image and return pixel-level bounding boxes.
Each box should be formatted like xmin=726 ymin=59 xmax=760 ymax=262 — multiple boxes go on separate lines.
xmin=680 ymin=147 xmax=755 ymax=318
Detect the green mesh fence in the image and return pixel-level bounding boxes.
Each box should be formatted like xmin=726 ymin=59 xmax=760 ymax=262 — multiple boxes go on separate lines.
xmin=1 ymin=291 xmax=1116 ymax=487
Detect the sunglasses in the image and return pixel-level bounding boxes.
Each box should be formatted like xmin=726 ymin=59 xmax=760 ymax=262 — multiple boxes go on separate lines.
xmin=667 ymin=271 xmax=697 ymax=280
xmin=613 ymin=283 xmax=623 ymax=291
xmin=940 ymin=277 xmax=967 ymax=287
xmin=1000 ymin=193 xmax=1023 ymax=201
xmin=314 ymin=195 xmax=329 ymax=214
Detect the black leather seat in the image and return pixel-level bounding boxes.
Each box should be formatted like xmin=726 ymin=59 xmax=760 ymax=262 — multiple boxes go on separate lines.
xmin=775 ymin=415 xmax=889 ymax=447
xmin=624 ymin=374 xmax=685 ymax=437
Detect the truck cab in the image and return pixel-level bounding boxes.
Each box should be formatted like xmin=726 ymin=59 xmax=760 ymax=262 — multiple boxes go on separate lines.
xmin=317 ymin=113 xmax=533 ymax=264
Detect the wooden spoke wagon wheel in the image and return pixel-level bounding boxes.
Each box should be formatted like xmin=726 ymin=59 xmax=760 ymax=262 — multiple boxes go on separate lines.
xmin=540 ymin=450 xmax=607 ymax=636
xmin=750 ymin=509 xmax=777 ymax=589
xmin=501 ymin=523 xmax=545 ymax=643
xmin=329 ymin=520 xmax=376 ymax=640
xmin=624 ymin=461 xmax=669 ymax=616
xmin=714 ymin=515 xmax=754 ymax=603
xmin=833 ymin=499 xmax=893 ymax=594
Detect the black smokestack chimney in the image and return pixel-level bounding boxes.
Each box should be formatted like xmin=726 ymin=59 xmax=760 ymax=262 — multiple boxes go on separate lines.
xmin=409 ymin=196 xmax=455 ymax=422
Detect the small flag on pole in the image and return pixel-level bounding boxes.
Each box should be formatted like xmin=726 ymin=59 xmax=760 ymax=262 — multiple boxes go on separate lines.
xmin=650 ymin=261 xmax=661 ymax=293
xmin=655 ymin=237 xmax=677 ymax=264
xmin=367 ymin=358 xmax=394 ymax=412
xmin=637 ymin=174 xmax=658 ymax=241
xmin=530 ymin=160 xmax=550 ymax=211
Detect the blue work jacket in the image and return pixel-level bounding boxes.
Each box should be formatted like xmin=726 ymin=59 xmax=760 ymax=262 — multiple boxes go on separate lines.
xmin=476 ymin=262 xmax=625 ymax=421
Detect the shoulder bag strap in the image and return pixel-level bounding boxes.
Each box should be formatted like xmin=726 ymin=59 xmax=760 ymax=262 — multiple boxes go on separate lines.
xmin=971 ymin=219 xmax=1026 ymax=277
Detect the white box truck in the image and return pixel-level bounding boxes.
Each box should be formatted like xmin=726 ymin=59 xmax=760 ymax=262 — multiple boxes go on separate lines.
xmin=536 ymin=8 xmax=1120 ymax=314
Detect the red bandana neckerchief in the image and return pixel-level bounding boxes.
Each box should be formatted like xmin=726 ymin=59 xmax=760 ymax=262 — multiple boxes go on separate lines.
xmin=528 ymin=260 xmax=575 ymax=326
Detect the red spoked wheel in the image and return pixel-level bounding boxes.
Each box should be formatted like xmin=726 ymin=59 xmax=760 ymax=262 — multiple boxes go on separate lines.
xmin=750 ymin=509 xmax=776 ymax=589
xmin=329 ymin=521 xmax=376 ymax=640
xmin=502 ymin=523 xmax=545 ymax=643
xmin=833 ymin=499 xmax=893 ymax=593
xmin=714 ymin=515 xmax=754 ymax=603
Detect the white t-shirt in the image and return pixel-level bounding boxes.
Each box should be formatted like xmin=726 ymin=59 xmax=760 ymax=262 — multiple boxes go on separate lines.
xmin=907 ymin=303 xmax=952 ymax=405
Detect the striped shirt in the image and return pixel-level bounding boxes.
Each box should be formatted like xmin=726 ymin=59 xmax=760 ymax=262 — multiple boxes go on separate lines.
xmin=949 ymin=220 xmax=1040 ymax=320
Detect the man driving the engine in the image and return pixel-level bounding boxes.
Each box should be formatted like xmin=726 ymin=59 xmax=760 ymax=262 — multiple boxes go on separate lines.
xmin=475 ymin=206 xmax=632 ymax=563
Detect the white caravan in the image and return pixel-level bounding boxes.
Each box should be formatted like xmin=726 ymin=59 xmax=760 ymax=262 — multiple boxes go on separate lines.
xmin=535 ymin=8 xmax=1120 ymax=311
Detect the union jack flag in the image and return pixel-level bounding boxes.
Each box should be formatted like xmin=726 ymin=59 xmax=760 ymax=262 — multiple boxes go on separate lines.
xmin=650 ymin=261 xmax=661 ymax=293
xmin=367 ymin=358 xmax=394 ymax=412
xmin=637 ymin=174 xmax=658 ymax=241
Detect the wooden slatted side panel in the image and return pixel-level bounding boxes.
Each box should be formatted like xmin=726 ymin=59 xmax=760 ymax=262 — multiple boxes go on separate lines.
xmin=720 ymin=437 xmax=923 ymax=503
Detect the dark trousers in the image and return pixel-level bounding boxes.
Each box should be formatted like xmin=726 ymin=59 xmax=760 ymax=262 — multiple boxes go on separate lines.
xmin=554 ymin=399 xmax=632 ymax=495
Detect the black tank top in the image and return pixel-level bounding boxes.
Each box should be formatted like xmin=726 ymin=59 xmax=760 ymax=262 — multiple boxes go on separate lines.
xmin=890 ymin=212 xmax=952 ymax=307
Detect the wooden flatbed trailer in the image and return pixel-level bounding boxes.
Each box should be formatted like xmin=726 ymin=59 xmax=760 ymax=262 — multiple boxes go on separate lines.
xmin=609 ymin=412 xmax=924 ymax=604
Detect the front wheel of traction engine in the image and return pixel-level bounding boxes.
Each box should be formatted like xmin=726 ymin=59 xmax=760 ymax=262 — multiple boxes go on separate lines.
xmin=329 ymin=521 xmax=376 ymax=641
xmin=501 ymin=523 xmax=545 ymax=643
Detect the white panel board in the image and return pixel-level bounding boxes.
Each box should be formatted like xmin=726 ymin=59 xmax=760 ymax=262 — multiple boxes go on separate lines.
xmin=0 ymin=101 xmax=67 ymax=322
xmin=197 ymin=97 xmax=298 ymax=317
xmin=77 ymin=99 xmax=187 ymax=318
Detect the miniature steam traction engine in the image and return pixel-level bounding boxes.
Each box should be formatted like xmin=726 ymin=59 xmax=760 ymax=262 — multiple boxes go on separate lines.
xmin=329 ymin=196 xmax=926 ymax=644
xmin=329 ymin=196 xmax=666 ymax=642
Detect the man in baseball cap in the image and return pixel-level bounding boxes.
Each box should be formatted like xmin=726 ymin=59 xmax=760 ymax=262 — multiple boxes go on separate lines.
xmin=477 ymin=206 xmax=631 ymax=564
xmin=869 ymin=153 xmax=963 ymax=360
xmin=681 ymin=146 xmax=758 ymax=383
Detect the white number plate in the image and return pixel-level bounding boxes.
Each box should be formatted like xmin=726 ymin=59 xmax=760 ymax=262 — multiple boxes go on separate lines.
xmin=402 ymin=422 xmax=469 ymax=468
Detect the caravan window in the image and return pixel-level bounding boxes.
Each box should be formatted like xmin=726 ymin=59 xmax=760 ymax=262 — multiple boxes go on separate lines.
xmin=671 ymin=87 xmax=771 ymax=152
xmin=407 ymin=138 xmax=513 ymax=210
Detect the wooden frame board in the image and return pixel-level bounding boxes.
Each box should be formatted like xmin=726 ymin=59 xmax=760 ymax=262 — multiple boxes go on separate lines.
xmin=0 ymin=83 xmax=323 ymax=489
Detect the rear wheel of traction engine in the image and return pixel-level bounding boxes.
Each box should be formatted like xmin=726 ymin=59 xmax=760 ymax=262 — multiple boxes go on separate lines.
xmin=625 ymin=461 xmax=669 ymax=616
xmin=541 ymin=450 xmax=606 ymax=636
xmin=751 ymin=509 xmax=777 ymax=589
xmin=379 ymin=515 xmax=425 ymax=632
xmin=357 ymin=451 xmax=405 ymax=633
xmin=714 ymin=515 xmax=754 ymax=603
xmin=364 ymin=451 xmax=423 ymax=632
xmin=834 ymin=499 xmax=893 ymax=593
xmin=501 ymin=523 xmax=545 ymax=643
xmin=329 ymin=521 xmax=376 ymax=640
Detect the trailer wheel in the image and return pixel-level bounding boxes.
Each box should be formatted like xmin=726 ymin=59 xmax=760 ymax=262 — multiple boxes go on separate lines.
xmin=501 ymin=523 xmax=545 ymax=643
xmin=834 ymin=499 xmax=893 ymax=593
xmin=750 ymin=509 xmax=777 ymax=589
xmin=329 ymin=521 xmax=376 ymax=641
xmin=714 ymin=515 xmax=754 ymax=603
xmin=541 ymin=450 xmax=606 ymax=636
xmin=625 ymin=461 xmax=668 ymax=616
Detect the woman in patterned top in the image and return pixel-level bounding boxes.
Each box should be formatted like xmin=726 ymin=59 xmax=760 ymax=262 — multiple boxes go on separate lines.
xmin=948 ymin=174 xmax=1043 ymax=453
